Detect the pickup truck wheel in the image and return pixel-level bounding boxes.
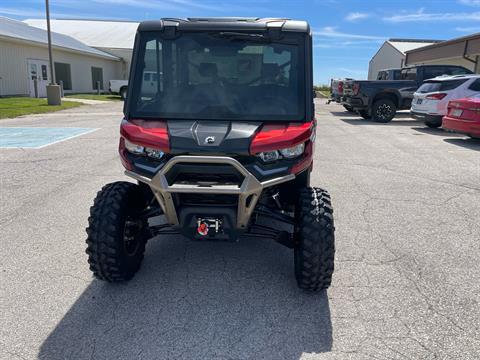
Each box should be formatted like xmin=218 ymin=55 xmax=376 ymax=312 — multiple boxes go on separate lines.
xmin=372 ymin=99 xmax=396 ymax=123
xmin=294 ymin=187 xmax=335 ymax=291
xmin=358 ymin=110 xmax=371 ymax=119
xmin=120 ymin=87 xmax=127 ymax=100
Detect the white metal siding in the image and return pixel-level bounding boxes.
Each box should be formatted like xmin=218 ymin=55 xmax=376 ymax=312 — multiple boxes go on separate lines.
xmin=0 ymin=38 xmax=122 ymax=96
xmin=368 ymin=43 xmax=405 ymax=80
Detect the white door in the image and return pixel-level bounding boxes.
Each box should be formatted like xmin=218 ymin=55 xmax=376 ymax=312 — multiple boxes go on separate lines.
xmin=27 ymin=59 xmax=50 ymax=98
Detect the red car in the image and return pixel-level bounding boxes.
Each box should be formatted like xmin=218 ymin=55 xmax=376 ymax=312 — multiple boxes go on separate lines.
xmin=443 ymin=95 xmax=480 ymax=138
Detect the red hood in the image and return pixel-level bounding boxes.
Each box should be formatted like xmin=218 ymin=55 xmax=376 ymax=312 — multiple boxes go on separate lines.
xmin=449 ymin=97 xmax=480 ymax=109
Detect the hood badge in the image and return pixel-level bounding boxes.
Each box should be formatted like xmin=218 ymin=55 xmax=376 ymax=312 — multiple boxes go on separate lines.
xmin=204 ymin=136 xmax=216 ymax=144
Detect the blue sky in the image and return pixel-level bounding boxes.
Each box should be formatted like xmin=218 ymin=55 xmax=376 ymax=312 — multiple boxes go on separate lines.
xmin=2 ymin=0 xmax=480 ymax=84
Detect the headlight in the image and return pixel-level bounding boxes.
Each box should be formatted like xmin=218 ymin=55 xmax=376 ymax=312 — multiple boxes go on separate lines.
xmin=123 ymin=138 xmax=165 ymax=160
xmin=279 ymin=143 xmax=305 ymax=158
xmin=257 ymin=143 xmax=305 ymax=162
xmin=124 ymin=138 xmax=144 ymax=154
xmin=258 ymin=150 xmax=280 ymax=163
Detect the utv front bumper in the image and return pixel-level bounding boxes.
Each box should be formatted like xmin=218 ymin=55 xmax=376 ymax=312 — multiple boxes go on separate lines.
xmin=125 ymin=155 xmax=295 ymax=230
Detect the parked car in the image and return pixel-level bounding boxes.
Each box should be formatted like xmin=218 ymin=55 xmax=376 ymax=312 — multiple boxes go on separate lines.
xmin=342 ymin=65 xmax=473 ymax=123
xmin=442 ymin=94 xmax=480 ymax=138
xmin=411 ymin=74 xmax=480 ymax=128
xmin=109 ymin=79 xmax=128 ymax=99
xmin=376 ymin=68 xmax=401 ymax=80
xmin=329 ymin=78 xmax=353 ymax=111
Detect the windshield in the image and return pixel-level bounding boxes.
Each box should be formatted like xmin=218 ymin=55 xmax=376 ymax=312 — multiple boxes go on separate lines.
xmin=129 ymin=32 xmax=306 ymax=121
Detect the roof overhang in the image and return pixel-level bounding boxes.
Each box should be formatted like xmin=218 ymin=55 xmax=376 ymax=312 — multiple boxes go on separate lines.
xmin=0 ymin=34 xmax=121 ymax=61
xmin=405 ymin=33 xmax=480 ymax=65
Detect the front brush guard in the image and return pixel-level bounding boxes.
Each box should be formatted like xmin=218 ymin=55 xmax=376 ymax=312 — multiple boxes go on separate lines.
xmin=125 ymin=156 xmax=294 ymax=229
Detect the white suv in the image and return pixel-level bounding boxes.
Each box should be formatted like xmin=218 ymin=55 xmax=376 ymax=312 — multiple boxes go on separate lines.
xmin=411 ymin=74 xmax=480 ymax=128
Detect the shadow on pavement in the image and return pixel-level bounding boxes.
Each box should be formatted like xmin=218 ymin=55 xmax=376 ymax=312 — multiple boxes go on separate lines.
xmin=340 ymin=118 xmax=419 ymax=126
xmin=444 ymin=137 xmax=480 ymax=151
xmin=411 ymin=127 xmax=449 ymax=136
xmin=39 ymin=236 xmax=332 ymax=359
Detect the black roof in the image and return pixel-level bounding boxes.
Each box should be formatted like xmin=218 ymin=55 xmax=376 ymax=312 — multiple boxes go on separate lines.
xmin=138 ymin=17 xmax=310 ymax=33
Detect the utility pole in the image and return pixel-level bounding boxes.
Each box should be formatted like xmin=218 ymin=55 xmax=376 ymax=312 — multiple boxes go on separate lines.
xmin=45 ymin=0 xmax=62 ymax=105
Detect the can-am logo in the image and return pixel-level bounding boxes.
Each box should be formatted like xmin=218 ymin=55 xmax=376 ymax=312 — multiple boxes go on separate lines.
xmin=204 ymin=136 xmax=216 ymax=144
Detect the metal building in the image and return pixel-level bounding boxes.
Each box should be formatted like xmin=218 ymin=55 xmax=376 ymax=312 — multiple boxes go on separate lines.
xmin=405 ymin=33 xmax=480 ymax=73
xmin=0 ymin=17 xmax=122 ymax=97
xmin=24 ymin=19 xmax=139 ymax=80
xmin=368 ymin=39 xmax=442 ymax=80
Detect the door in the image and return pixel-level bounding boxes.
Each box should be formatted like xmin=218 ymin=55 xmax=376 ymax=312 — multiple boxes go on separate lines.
xmin=28 ymin=59 xmax=50 ymax=98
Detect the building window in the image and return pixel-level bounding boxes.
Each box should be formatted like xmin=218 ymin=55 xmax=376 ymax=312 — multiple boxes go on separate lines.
xmin=54 ymin=62 xmax=72 ymax=90
xmin=91 ymin=67 xmax=104 ymax=90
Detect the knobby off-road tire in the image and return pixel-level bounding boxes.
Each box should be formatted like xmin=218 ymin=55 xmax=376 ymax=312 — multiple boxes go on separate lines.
xmin=372 ymin=99 xmax=396 ymax=123
xmin=294 ymin=187 xmax=335 ymax=291
xmin=86 ymin=182 xmax=149 ymax=282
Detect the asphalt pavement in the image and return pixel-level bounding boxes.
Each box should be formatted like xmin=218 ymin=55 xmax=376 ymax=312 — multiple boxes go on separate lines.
xmin=1 ymin=100 xmax=479 ymax=359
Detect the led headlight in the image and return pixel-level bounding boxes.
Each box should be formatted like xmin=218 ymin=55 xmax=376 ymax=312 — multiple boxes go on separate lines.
xmin=257 ymin=143 xmax=305 ymax=163
xmin=258 ymin=150 xmax=280 ymax=163
xmin=279 ymin=143 xmax=305 ymax=158
xmin=124 ymin=138 xmax=165 ymax=160
xmin=124 ymin=138 xmax=144 ymax=154
xmin=145 ymin=147 xmax=164 ymax=160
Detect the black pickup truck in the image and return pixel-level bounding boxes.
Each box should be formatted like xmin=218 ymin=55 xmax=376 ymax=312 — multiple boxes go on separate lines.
xmin=342 ymin=65 xmax=473 ymax=122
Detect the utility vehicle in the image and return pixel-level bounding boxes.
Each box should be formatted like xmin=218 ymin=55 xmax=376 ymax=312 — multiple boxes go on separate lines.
xmin=86 ymin=18 xmax=335 ymax=291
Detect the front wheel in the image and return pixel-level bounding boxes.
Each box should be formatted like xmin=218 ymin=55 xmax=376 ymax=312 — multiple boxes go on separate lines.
xmin=294 ymin=187 xmax=335 ymax=291
xmin=372 ymin=99 xmax=396 ymax=123
xmin=119 ymin=87 xmax=127 ymax=100
xmin=85 ymin=182 xmax=149 ymax=282
xmin=358 ymin=110 xmax=371 ymax=120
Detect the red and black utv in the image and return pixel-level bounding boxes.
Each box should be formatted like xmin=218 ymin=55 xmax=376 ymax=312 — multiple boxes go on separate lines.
xmin=86 ymin=18 xmax=335 ymax=291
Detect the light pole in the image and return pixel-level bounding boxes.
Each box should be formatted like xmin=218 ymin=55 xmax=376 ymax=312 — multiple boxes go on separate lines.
xmin=45 ymin=0 xmax=62 ymax=105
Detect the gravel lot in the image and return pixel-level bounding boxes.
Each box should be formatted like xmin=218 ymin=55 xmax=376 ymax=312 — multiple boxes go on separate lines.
xmin=1 ymin=100 xmax=479 ymax=359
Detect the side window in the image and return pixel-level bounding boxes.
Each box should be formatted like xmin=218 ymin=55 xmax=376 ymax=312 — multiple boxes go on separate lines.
xmin=402 ymin=68 xmax=417 ymax=81
xmin=469 ymin=79 xmax=480 ymax=91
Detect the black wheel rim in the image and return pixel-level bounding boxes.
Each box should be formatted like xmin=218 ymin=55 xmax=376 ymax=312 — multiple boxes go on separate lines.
xmin=376 ymin=103 xmax=393 ymax=120
xmin=123 ymin=216 xmax=142 ymax=256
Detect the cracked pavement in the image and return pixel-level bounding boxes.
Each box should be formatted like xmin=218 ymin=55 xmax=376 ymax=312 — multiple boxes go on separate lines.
xmin=1 ymin=101 xmax=479 ymax=359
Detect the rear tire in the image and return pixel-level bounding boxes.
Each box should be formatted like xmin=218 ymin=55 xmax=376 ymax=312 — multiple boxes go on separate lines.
xmin=294 ymin=187 xmax=335 ymax=291
xmin=425 ymin=120 xmax=442 ymax=128
xmin=86 ymin=182 xmax=149 ymax=282
xmin=372 ymin=99 xmax=396 ymax=123
xmin=120 ymin=87 xmax=127 ymax=100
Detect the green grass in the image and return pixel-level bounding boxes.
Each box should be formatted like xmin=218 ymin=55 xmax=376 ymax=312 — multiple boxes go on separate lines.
xmin=0 ymin=97 xmax=82 ymax=119
xmin=65 ymin=93 xmax=123 ymax=101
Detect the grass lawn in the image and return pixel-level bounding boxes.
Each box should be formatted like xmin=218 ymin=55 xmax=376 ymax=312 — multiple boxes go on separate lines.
xmin=65 ymin=93 xmax=123 ymax=101
xmin=0 ymin=97 xmax=83 ymax=119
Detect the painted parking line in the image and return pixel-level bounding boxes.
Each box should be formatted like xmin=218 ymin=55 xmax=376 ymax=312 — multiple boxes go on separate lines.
xmin=0 ymin=127 xmax=98 ymax=149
